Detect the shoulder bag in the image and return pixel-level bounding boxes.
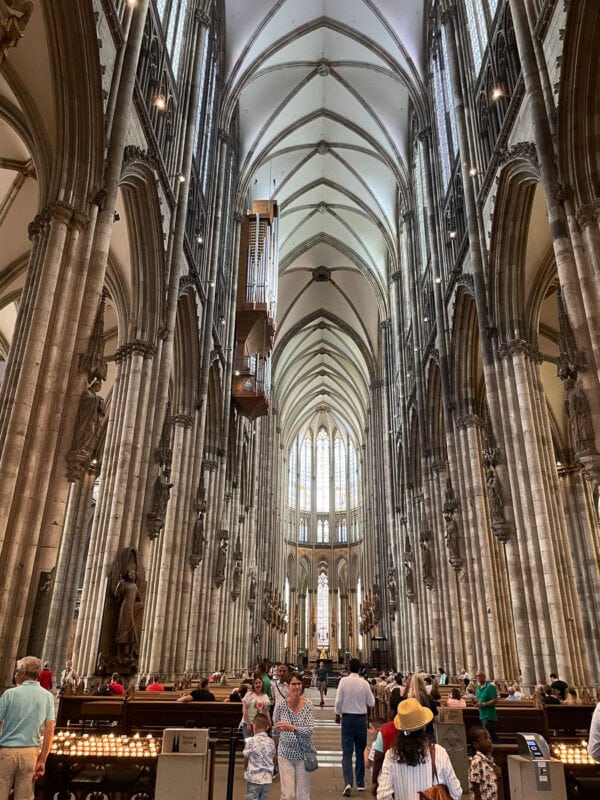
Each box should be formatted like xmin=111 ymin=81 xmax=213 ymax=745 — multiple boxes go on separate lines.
xmin=418 ymin=745 xmax=452 ymax=800
xmin=286 ymin=703 xmax=319 ymax=771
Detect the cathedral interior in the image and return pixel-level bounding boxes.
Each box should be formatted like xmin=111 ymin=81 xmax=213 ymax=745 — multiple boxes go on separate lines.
xmin=0 ymin=0 xmax=599 ymax=693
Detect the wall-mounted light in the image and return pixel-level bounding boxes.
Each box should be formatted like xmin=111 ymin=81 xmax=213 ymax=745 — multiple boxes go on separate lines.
xmin=435 ymin=276 xmax=442 ymax=284
xmin=490 ymin=86 xmax=506 ymax=102
xmin=448 ymin=229 xmax=457 ymax=239
xmin=153 ymin=94 xmax=167 ymax=111
xmin=196 ymin=232 xmax=203 ymax=244
xmin=469 ymin=166 xmax=478 ymax=177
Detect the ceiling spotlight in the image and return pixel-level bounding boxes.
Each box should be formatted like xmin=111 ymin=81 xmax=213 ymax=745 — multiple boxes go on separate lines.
xmin=178 ymin=173 xmax=185 ymax=183
xmin=196 ymin=233 xmax=203 ymax=244
xmin=469 ymin=166 xmax=478 ymax=177
xmin=153 ymin=94 xmax=166 ymax=111
xmin=491 ymin=86 xmax=505 ymax=101
xmin=448 ymin=229 xmax=457 ymax=239
xmin=423 ymin=316 xmax=429 ymax=323
xmin=435 ymin=277 xmax=442 ymax=284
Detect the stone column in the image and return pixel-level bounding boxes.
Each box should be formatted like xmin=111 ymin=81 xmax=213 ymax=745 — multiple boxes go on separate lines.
xmin=508 ymin=0 xmax=600 ymax=395
xmin=74 ymin=340 xmax=158 ymax=677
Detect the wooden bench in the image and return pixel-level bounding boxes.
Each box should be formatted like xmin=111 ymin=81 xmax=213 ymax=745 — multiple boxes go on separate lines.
xmin=56 ymin=696 xmax=242 ymax=740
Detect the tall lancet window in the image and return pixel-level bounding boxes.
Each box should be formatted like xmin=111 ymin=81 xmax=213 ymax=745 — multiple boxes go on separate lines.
xmin=334 ymin=431 xmax=346 ymax=511
xmin=299 ymin=431 xmax=311 ymax=511
xmin=317 ymin=571 xmax=329 ymax=649
xmin=316 ymin=427 xmax=330 ymax=512
xmin=288 ymin=442 xmax=297 ymax=509
xmin=349 ymin=441 xmax=358 ymax=509
xmin=464 ymin=0 xmax=493 ymax=74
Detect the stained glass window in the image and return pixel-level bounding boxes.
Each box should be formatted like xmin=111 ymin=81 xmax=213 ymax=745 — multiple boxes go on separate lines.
xmin=441 ymin=28 xmax=458 ymax=155
xmin=414 ymin=140 xmax=429 ymax=271
xmin=157 ymin=0 xmax=169 ymax=22
xmin=202 ymin=64 xmax=217 ymax=195
xmin=288 ymin=443 xmax=297 ymax=509
xmin=284 ymin=577 xmax=290 ymax=648
xmin=317 ymin=571 xmax=329 ymax=648
xmin=193 ymin=29 xmax=210 ymax=150
xmin=349 ymin=441 xmax=358 ymax=509
xmin=299 ymin=516 xmax=308 ymax=543
xmin=464 ymin=0 xmax=489 ymax=74
xmin=299 ymin=431 xmax=311 ymax=511
xmin=334 ymin=431 xmax=346 ymax=511
xmin=316 ymin=518 xmax=329 ymax=544
xmin=433 ymin=53 xmax=451 ymax=187
xmin=338 ymin=517 xmax=347 ymax=543
xmin=316 ymin=427 xmax=330 ymax=512
xmin=170 ymin=0 xmax=189 ymax=75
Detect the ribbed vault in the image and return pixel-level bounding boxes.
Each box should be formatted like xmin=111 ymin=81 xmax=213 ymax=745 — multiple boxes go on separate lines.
xmin=222 ymin=0 xmax=427 ymax=444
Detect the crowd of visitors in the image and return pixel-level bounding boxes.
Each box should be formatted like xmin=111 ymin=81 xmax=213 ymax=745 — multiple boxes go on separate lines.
xmin=1 ymin=654 xmax=598 ymax=800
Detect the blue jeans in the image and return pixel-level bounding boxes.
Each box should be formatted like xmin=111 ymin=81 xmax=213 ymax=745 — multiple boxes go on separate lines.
xmin=482 ymin=718 xmax=500 ymax=743
xmin=341 ymin=713 xmax=368 ymax=788
xmin=246 ymin=781 xmax=271 ymax=800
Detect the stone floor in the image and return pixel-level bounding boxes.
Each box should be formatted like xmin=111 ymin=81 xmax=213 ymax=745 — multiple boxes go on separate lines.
xmin=213 ymin=686 xmax=368 ymax=798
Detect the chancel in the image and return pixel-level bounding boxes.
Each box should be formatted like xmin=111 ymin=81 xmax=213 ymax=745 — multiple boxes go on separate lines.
xmin=0 ymin=0 xmax=599 ymax=700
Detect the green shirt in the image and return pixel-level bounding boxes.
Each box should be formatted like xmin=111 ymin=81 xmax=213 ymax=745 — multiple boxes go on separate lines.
xmin=261 ymin=674 xmax=272 ymax=699
xmin=476 ymin=682 xmax=498 ymax=721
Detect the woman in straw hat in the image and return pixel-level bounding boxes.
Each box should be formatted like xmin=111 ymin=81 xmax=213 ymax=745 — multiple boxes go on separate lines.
xmin=376 ymin=698 xmax=462 ymax=800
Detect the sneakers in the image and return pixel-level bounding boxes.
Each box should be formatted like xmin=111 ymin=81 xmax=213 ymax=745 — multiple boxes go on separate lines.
xmin=357 ymin=788 xmax=365 ymax=793
xmin=342 ymin=786 xmax=352 ymax=797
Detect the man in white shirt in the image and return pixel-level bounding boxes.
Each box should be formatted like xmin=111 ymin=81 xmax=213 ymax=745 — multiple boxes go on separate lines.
xmin=588 ymin=702 xmax=600 ymax=762
xmin=272 ymin=662 xmax=290 ymax=709
xmin=335 ymin=658 xmax=375 ymax=796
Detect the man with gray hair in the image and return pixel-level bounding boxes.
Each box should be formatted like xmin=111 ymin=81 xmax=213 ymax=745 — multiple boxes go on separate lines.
xmin=0 ymin=656 xmax=55 ymax=800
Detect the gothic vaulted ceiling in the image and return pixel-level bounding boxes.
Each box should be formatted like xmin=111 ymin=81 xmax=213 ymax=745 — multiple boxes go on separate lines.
xmin=222 ymin=0 xmax=427 ymax=447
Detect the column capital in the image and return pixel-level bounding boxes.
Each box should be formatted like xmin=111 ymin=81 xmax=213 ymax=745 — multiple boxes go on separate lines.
xmin=456 ymin=414 xmax=483 ymax=430
xmin=172 ymin=414 xmax=193 ymax=428
xmin=115 ymin=339 xmax=156 ymax=361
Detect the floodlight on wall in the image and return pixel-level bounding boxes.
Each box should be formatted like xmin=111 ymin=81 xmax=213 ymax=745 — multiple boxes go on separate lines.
xmin=490 ymin=86 xmax=506 ymax=101
xmin=469 ymin=166 xmax=478 ymax=177
xmin=435 ymin=276 xmax=442 ymax=284
xmin=153 ymin=94 xmax=167 ymax=111
xmin=448 ymin=229 xmax=457 ymax=239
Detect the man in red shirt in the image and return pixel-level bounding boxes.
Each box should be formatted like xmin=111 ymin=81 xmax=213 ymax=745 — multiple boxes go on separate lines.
xmin=37 ymin=662 xmax=53 ymax=691
xmin=145 ymin=676 xmax=165 ymax=692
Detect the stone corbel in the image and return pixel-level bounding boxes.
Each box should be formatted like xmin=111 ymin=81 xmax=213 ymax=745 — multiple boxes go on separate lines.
xmin=0 ymin=0 xmax=33 ymax=63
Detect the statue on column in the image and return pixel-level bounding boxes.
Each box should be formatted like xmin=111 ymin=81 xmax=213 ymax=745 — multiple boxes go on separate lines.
xmin=231 ymin=562 xmax=242 ymax=601
xmin=213 ymin=530 xmax=228 ymax=587
xmin=104 ymin=548 xmax=146 ymax=673
xmin=66 ymin=378 xmax=105 ymax=481
xmin=564 ymin=378 xmax=598 ymax=457
xmin=403 ymin=560 xmax=416 ymax=602
xmin=421 ymin=541 xmax=434 ymax=588
xmin=146 ymin=468 xmax=174 ymax=539
xmin=247 ymin=569 xmax=257 ymax=610
xmin=387 ymin=569 xmax=398 ymax=613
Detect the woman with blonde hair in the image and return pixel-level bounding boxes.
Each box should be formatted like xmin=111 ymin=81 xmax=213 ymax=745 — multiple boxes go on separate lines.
xmin=377 ymin=698 xmax=462 ymax=800
xmin=402 ymin=673 xmax=438 ymax=736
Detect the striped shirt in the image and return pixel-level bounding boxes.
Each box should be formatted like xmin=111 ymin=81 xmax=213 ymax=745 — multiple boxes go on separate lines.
xmin=376 ymin=744 xmax=463 ymax=800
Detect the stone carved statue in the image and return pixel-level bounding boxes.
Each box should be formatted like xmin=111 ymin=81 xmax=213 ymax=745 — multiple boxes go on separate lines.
xmin=444 ymin=512 xmax=460 ymax=561
xmin=231 ymin=563 xmax=241 ymax=600
xmin=565 ymin=378 xmax=597 ymax=456
xmin=146 ymin=468 xmax=174 ymax=539
xmin=421 ymin=543 xmax=433 ymax=582
xmin=403 ymin=561 xmax=415 ymax=599
xmin=213 ymin=532 xmax=228 ymax=586
xmin=67 ymin=378 xmax=106 ymax=481
xmin=153 ymin=469 xmax=173 ymax=516
xmin=485 ymin=464 xmax=504 ymax=521
xmin=387 ymin=569 xmax=397 ymax=603
xmin=109 ymin=548 xmax=145 ymax=670
xmin=73 ymin=378 xmax=105 ymax=451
